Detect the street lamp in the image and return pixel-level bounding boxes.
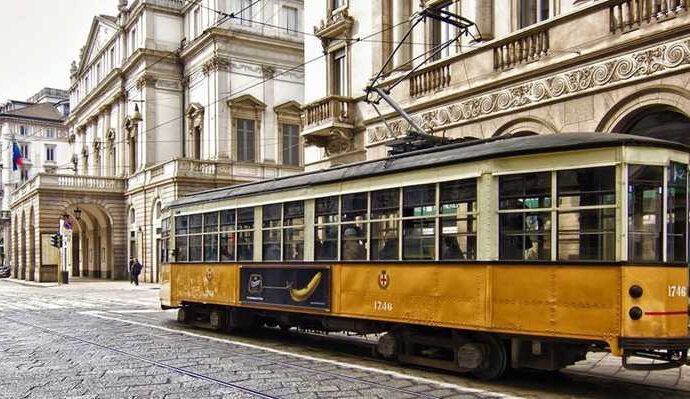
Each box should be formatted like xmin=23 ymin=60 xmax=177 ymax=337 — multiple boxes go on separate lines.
xmin=131 ymin=103 xmax=143 ymax=123
xmin=73 ymin=207 xmax=82 ymax=221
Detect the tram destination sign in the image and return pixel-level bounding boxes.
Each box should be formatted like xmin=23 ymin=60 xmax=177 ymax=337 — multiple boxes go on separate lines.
xmin=239 ymin=266 xmax=330 ymax=310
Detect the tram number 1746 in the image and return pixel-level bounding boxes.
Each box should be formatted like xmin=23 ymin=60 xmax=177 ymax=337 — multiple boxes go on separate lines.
xmin=374 ymin=301 xmax=393 ymax=312
xmin=668 ymin=285 xmax=688 ymax=297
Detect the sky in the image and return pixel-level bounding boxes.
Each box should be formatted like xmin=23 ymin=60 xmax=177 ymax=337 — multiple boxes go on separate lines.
xmin=0 ymin=0 xmax=114 ymax=103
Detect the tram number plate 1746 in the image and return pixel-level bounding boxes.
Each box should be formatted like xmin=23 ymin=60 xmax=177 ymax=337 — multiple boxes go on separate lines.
xmin=374 ymin=301 xmax=393 ymax=312
xmin=668 ymin=285 xmax=688 ymax=297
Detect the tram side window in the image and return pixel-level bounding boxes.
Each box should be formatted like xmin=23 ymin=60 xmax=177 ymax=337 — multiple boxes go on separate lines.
xmin=499 ymin=172 xmax=551 ymax=260
xmin=440 ymin=179 xmax=477 ymax=260
xmin=315 ymin=196 xmax=338 ymax=261
xmin=341 ymin=193 xmax=367 ymax=260
xmin=403 ymin=184 xmax=436 ymax=260
xmin=263 ymin=204 xmax=282 ymax=261
xmin=667 ymin=162 xmax=687 ymax=262
xmin=188 ymin=214 xmax=203 ymax=262
xmin=237 ymin=207 xmax=254 ymax=261
xmin=161 ymin=217 xmax=170 ymax=263
xmin=371 ymin=188 xmax=400 ymax=260
xmin=203 ymin=212 xmax=219 ymax=262
xmin=628 ymin=165 xmax=663 ymax=262
xmin=220 ymin=209 xmax=237 ymax=262
xmin=557 ymin=167 xmax=616 ymax=261
xmin=175 ymin=215 xmax=188 ymax=262
xmin=283 ymin=201 xmax=305 ymax=261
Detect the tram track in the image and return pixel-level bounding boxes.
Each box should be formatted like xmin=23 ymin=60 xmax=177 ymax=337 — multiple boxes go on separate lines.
xmin=0 ymin=313 xmax=500 ymax=399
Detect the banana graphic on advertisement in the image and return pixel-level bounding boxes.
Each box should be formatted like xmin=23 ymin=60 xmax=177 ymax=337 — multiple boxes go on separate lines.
xmin=289 ymin=272 xmax=323 ymax=302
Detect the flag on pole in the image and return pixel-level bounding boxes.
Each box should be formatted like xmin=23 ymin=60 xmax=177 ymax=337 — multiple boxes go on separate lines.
xmin=12 ymin=142 xmax=23 ymax=171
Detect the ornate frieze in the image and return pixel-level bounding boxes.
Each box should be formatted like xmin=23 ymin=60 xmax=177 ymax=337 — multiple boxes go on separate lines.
xmin=368 ymin=37 xmax=690 ymax=144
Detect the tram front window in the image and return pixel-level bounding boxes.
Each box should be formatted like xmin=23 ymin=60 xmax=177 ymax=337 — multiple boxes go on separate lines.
xmin=499 ymin=172 xmax=551 ymax=260
xmin=628 ymin=165 xmax=663 ymax=262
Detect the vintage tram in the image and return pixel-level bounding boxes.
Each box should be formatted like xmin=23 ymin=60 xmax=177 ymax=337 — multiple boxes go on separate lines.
xmin=160 ymin=133 xmax=690 ymax=379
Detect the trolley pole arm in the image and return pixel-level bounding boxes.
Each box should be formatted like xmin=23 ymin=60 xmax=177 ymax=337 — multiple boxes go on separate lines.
xmin=366 ymin=87 xmax=426 ymax=135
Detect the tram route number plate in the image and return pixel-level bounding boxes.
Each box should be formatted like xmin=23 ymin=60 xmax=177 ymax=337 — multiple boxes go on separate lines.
xmin=239 ymin=266 xmax=330 ymax=310
xmin=668 ymin=285 xmax=687 ymax=297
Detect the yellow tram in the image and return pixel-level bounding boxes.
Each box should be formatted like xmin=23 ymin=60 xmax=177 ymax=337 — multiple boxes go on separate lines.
xmin=160 ymin=133 xmax=690 ymax=379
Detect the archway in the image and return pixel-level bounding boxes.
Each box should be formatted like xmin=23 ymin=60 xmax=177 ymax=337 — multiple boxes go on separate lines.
xmin=493 ymin=117 xmax=557 ymax=137
xmin=62 ymin=202 xmax=116 ymax=279
xmin=613 ymin=105 xmax=690 ymax=144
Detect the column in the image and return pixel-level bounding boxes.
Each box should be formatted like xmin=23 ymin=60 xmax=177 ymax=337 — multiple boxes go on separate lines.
xmin=392 ymin=0 xmax=412 ymax=70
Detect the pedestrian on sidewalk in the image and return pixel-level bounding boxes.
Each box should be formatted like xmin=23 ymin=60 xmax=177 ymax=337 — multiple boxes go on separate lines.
xmin=131 ymin=258 xmax=143 ymax=286
xmin=128 ymin=256 xmax=135 ymax=284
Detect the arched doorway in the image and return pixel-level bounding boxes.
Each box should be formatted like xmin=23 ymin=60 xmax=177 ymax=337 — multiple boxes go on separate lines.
xmin=63 ymin=203 xmax=116 ymax=279
xmin=615 ymin=105 xmax=690 ymax=144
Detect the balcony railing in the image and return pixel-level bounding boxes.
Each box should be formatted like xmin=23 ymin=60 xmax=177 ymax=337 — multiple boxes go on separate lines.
xmin=610 ymin=0 xmax=687 ymax=33
xmin=303 ymin=96 xmax=356 ymax=129
xmin=493 ymin=27 xmax=550 ymax=71
xmin=410 ymin=62 xmax=452 ymax=97
xmin=11 ymin=174 xmax=125 ymax=204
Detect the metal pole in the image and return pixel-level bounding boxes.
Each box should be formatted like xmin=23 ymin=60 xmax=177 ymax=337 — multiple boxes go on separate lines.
xmin=369 ymin=87 xmax=426 ymax=135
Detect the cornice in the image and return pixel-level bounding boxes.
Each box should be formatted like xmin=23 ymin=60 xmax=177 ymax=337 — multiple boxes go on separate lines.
xmin=178 ymin=27 xmax=303 ymax=60
xmin=70 ymin=69 xmax=124 ymax=118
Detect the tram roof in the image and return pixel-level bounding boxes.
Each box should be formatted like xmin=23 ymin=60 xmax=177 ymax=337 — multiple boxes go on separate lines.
xmin=171 ymin=133 xmax=689 ymax=208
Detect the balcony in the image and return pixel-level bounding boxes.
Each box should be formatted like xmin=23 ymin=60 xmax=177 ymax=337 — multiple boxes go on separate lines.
xmin=11 ymin=174 xmax=125 ymax=205
xmin=126 ymin=158 xmax=302 ymax=192
xmin=301 ymin=96 xmax=357 ymax=155
xmin=610 ymin=0 xmax=687 ymax=33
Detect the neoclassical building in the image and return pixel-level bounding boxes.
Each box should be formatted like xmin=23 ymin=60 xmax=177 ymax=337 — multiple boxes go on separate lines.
xmin=10 ymin=0 xmax=304 ymax=282
xmin=302 ymin=0 xmax=690 ymax=169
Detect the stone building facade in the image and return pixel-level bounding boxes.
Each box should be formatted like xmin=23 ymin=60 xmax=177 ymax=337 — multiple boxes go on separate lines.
xmin=10 ymin=0 xmax=304 ymax=282
xmin=302 ymin=0 xmax=690 ymax=170
xmin=0 ymin=88 xmax=71 ymax=277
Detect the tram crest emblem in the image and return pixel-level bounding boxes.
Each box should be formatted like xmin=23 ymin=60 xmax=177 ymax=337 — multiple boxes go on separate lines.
xmin=205 ymin=267 xmax=214 ymax=282
xmin=378 ymin=270 xmax=390 ymax=289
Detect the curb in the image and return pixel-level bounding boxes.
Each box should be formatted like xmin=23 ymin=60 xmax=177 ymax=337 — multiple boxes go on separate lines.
xmin=1 ymin=278 xmax=59 ymax=288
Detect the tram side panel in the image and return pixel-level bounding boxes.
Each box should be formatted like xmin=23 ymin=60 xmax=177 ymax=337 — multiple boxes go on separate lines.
xmin=167 ymin=263 xmax=238 ymax=306
xmin=620 ymin=266 xmax=689 ymax=338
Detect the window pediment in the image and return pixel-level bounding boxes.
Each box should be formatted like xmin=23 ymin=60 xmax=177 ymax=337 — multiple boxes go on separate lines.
xmin=227 ymin=94 xmax=267 ymax=110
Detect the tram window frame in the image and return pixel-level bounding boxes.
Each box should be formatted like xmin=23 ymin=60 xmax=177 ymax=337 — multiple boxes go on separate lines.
xmin=439 ymin=179 xmax=477 ymax=261
xmin=237 ymin=207 xmax=255 ymax=261
xmin=370 ymin=188 xmax=401 ymax=261
xmin=283 ymin=201 xmax=305 ymax=261
xmin=341 ymin=192 xmax=368 ymax=261
xmin=556 ymin=166 xmax=616 ymax=261
xmin=220 ymin=209 xmax=237 ymax=262
xmin=203 ymin=212 xmax=219 ymax=262
xmin=263 ymin=204 xmax=282 ymax=261
xmin=161 ymin=217 xmax=170 ymax=263
xmin=175 ymin=215 xmax=189 ymax=262
xmin=628 ymin=164 xmax=664 ymax=262
xmin=667 ymin=162 xmax=687 ymax=263
xmin=499 ymin=172 xmax=552 ymax=261
xmin=187 ymin=214 xmax=204 ymax=262
xmin=402 ymin=184 xmax=436 ymax=260
xmin=315 ymin=196 xmax=339 ymax=261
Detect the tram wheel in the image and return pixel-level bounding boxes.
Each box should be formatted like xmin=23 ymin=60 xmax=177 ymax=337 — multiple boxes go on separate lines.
xmin=177 ymin=307 xmax=193 ymax=324
xmin=470 ymin=334 xmax=507 ymax=380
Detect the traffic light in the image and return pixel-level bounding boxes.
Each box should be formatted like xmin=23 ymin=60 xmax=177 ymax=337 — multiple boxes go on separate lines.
xmin=50 ymin=233 xmax=63 ymax=248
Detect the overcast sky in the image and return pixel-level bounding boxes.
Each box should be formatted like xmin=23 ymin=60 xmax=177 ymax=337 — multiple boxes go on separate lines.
xmin=0 ymin=0 xmax=114 ymax=102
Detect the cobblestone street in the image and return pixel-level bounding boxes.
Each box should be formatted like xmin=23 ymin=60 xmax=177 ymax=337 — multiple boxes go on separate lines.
xmin=0 ymin=278 xmax=688 ymax=399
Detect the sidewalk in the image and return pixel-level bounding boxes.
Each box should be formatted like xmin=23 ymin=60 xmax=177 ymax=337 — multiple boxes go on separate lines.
xmin=1 ymin=277 xmax=159 ymax=290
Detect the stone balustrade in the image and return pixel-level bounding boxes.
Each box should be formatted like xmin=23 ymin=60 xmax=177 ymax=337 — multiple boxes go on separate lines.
xmin=610 ymin=0 xmax=686 ymax=33
xmin=410 ymin=62 xmax=452 ymax=97
xmin=303 ymin=96 xmax=356 ymax=128
xmin=493 ymin=27 xmax=550 ymax=71
xmin=11 ymin=174 xmax=125 ymax=205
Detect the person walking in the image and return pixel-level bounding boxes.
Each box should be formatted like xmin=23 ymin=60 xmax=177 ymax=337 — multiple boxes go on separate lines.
xmin=131 ymin=258 xmax=143 ymax=286
xmin=128 ymin=256 xmax=135 ymax=284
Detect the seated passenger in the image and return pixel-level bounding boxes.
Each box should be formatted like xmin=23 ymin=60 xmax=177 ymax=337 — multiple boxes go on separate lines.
xmin=342 ymin=227 xmax=365 ymax=260
xmin=379 ymin=231 xmax=398 ymax=260
xmin=441 ymin=236 xmax=463 ymax=259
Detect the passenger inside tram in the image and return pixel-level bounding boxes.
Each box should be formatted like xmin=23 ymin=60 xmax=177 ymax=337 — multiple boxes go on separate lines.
xmin=342 ymin=226 xmax=366 ymax=260
xmin=441 ymin=236 xmax=463 ymax=259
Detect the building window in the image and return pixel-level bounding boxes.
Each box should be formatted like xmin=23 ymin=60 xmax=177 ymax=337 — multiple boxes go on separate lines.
xmin=331 ymin=48 xmax=347 ymax=96
xmin=332 ymin=0 xmax=346 ymax=10
xmin=96 ymin=62 xmax=102 ymax=81
xmin=519 ymin=0 xmax=550 ymax=28
xmin=130 ymin=208 xmax=136 ymax=224
xmin=236 ymin=118 xmax=256 ymax=162
xmin=45 ymin=128 xmax=54 ymax=138
xmin=194 ymin=7 xmax=201 ymax=37
xmin=284 ymin=6 xmax=298 ymax=34
xmin=19 ymin=125 xmax=28 ymax=136
xmin=282 ymin=124 xmax=300 ymax=166
xmin=130 ymin=27 xmax=137 ymax=54
xmin=499 ymin=172 xmax=552 ymax=260
xmin=85 ymin=77 xmax=90 ymax=92
xmin=628 ymin=165 xmax=663 ymax=262
xmin=20 ymin=168 xmax=29 ymax=183
xmin=110 ymin=47 xmax=116 ymax=68
xmin=45 ymin=145 xmax=55 ymax=162
xmin=20 ymin=143 xmax=30 ymax=160
xmin=429 ymin=2 xmax=454 ymax=61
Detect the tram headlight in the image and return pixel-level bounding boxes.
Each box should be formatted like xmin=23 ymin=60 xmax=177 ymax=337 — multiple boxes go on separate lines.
xmin=629 ymin=306 xmax=643 ymax=320
xmin=628 ymin=285 xmax=643 ymax=298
